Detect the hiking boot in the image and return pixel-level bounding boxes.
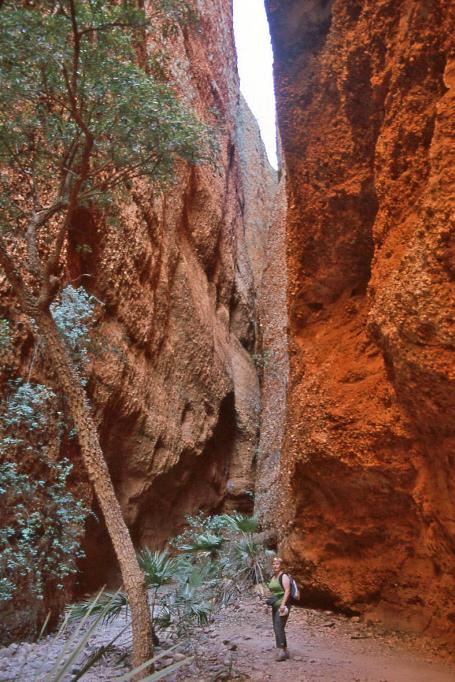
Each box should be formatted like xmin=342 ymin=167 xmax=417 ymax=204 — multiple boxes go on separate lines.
xmin=276 ymin=649 xmax=289 ymax=661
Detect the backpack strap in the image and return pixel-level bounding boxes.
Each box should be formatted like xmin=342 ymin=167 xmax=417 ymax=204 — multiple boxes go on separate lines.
xmin=278 ymin=572 xmax=291 ymax=601
xmin=278 ymin=572 xmax=290 ymax=585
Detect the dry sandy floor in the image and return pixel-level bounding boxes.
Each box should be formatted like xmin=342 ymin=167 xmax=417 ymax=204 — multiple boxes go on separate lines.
xmin=1 ymin=594 xmax=455 ymax=681
xmin=183 ymin=596 xmax=455 ymax=682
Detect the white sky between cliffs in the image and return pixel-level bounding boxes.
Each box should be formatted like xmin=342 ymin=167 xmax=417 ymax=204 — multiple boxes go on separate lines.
xmin=233 ymin=0 xmax=278 ymax=169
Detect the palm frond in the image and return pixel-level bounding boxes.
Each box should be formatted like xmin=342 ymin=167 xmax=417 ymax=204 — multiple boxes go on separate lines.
xmin=45 ymin=589 xmax=122 ymax=681
xmin=71 ymin=623 xmax=129 ymax=681
xmin=188 ymin=601 xmax=211 ymax=626
xmin=178 ymin=532 xmax=223 ymax=555
xmin=153 ymin=607 xmax=172 ymax=630
xmin=67 ymin=590 xmax=128 ymax=625
xmin=219 ymin=513 xmax=260 ymax=534
xmin=138 ymin=548 xmax=178 ymax=588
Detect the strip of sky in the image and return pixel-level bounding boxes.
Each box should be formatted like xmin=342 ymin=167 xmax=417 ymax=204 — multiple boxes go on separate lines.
xmin=233 ymin=0 xmax=278 ymax=169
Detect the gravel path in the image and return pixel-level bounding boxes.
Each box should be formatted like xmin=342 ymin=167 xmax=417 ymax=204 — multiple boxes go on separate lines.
xmin=1 ymin=594 xmax=455 ymax=681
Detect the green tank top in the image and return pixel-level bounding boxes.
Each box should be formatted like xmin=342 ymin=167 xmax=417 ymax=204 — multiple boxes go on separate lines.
xmin=268 ymin=575 xmax=284 ymax=606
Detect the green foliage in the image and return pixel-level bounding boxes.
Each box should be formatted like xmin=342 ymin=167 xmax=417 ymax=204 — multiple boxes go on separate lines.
xmin=165 ymin=557 xmax=220 ymax=634
xmin=50 ymin=285 xmax=97 ymax=382
xmin=1 ymin=379 xmax=57 ymax=445
xmin=74 ymin=513 xmax=269 ymax=641
xmin=48 ymin=589 xmax=191 ymax=681
xmin=177 ymin=531 xmax=224 ymax=556
xmin=0 ymin=379 xmax=89 ymax=602
xmin=0 ymin=458 xmax=88 ymax=601
xmin=227 ymin=534 xmax=267 ymax=585
xmin=138 ymin=548 xmax=178 ymax=589
xmin=0 ymin=0 xmax=216 ymax=234
xmin=170 ymin=513 xmax=271 ymax=611
xmin=160 ymin=513 xmax=270 ymax=633
xmin=219 ymin=512 xmax=260 ymax=534
xmin=67 ymin=590 xmax=129 ymax=626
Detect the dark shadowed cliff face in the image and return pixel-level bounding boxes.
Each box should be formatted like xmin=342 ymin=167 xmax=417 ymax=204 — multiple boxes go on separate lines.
xmin=236 ymin=99 xmax=287 ymax=532
xmin=265 ymin=0 xmax=455 ymax=646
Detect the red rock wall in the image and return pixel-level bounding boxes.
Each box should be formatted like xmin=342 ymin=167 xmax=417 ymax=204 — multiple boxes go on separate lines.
xmin=265 ymin=0 xmax=455 ymax=646
xmin=77 ymin=1 xmax=277 ymax=586
xmin=0 ymin=0 xmax=277 ymax=635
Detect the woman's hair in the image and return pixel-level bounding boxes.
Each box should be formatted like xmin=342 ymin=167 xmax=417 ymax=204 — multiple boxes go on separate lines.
xmin=272 ymin=556 xmax=283 ymax=564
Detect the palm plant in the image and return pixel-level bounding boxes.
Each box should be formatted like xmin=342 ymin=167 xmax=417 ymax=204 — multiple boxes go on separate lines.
xmin=68 ymin=590 xmax=129 ymax=625
xmin=213 ymin=513 xmax=268 ymax=587
xmin=228 ymin=535 xmax=268 ymax=585
xmin=219 ymin=513 xmax=260 ymax=535
xmin=40 ymin=589 xmax=190 ymax=682
xmin=138 ymin=549 xmax=178 ymax=589
xmin=138 ymin=549 xmax=178 ymax=628
xmin=166 ymin=560 xmax=216 ymax=636
xmin=177 ymin=532 xmax=224 ymax=558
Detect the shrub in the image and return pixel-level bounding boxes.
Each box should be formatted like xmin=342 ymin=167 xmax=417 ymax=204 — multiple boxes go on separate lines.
xmin=50 ymin=286 xmax=98 ymax=384
xmin=0 ymin=378 xmax=89 ymax=603
xmin=72 ymin=513 xmax=271 ymax=636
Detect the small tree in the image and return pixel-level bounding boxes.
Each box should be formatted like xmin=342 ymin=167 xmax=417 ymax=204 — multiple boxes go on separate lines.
xmin=0 ymin=0 xmax=213 ymax=670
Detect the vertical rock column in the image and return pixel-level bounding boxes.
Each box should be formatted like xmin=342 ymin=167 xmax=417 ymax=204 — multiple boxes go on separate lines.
xmin=235 ymin=98 xmax=285 ymax=525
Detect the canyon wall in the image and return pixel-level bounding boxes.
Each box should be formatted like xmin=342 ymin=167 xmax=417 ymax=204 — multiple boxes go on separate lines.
xmin=0 ymin=0 xmax=277 ymax=640
xmin=265 ymin=0 xmax=455 ymax=647
xmin=254 ymin=171 xmax=288 ymax=531
xmin=70 ymin=1 xmax=278 ymax=587
xmin=236 ymin=99 xmax=286 ymax=528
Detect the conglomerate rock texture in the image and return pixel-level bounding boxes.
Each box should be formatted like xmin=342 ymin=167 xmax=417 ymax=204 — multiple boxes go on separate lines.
xmin=265 ymin=0 xmax=455 ymax=647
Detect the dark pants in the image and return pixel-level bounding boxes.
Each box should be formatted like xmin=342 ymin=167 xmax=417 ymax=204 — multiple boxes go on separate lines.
xmin=272 ymin=605 xmax=290 ymax=648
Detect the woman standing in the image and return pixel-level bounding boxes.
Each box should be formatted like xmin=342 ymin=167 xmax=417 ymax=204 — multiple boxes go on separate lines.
xmin=267 ymin=556 xmax=291 ymax=661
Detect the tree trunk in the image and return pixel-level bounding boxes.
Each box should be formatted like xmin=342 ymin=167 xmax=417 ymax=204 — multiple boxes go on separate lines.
xmin=34 ymin=309 xmax=153 ymax=672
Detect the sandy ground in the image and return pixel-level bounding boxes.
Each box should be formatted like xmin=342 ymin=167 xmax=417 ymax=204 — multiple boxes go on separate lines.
xmin=1 ymin=594 xmax=455 ymax=681
xmin=199 ymin=597 xmax=455 ymax=682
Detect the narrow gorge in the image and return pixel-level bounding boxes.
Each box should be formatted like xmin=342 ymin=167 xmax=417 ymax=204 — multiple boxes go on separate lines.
xmin=0 ymin=0 xmax=454 ymax=675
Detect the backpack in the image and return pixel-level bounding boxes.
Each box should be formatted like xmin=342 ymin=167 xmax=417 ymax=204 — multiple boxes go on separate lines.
xmin=279 ymin=572 xmax=301 ymax=605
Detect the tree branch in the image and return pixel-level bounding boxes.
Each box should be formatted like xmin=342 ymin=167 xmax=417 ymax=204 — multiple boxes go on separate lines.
xmin=100 ymin=156 xmax=160 ymax=192
xmin=26 ymin=201 xmax=67 ymax=278
xmin=46 ymin=7 xmax=96 ymax=293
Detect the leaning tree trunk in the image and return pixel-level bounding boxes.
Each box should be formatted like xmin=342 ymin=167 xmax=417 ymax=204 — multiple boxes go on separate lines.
xmin=35 ymin=308 xmax=153 ymax=672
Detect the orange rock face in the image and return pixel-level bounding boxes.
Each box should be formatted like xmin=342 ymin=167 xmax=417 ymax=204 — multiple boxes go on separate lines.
xmin=265 ymin=0 xmax=455 ymax=645
xmin=76 ymin=3 xmax=278 ymax=587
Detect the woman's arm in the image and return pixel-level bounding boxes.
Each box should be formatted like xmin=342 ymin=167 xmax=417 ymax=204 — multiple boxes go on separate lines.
xmin=279 ymin=574 xmax=291 ymax=614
